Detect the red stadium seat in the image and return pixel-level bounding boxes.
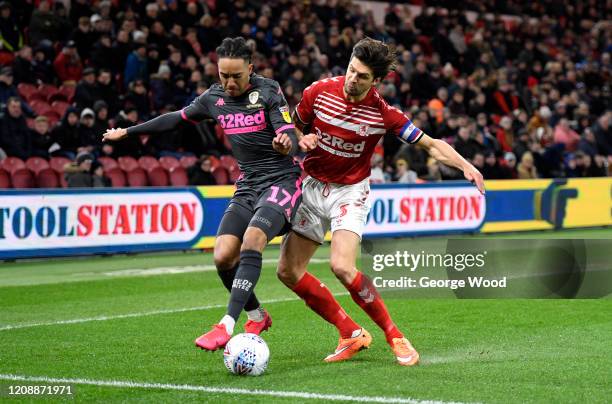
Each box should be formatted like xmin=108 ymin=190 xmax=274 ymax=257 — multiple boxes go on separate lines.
xmin=138 ymin=155 xmax=160 ymax=171
xmin=30 ymin=100 xmax=53 ymax=116
xmin=25 ymin=156 xmax=49 ymax=175
xmin=51 ymin=100 xmax=70 ymax=118
xmin=159 ymin=156 xmax=180 ymax=170
xmin=27 ymin=91 xmax=48 ymax=103
xmin=1 ymin=156 xmax=25 ymax=174
xmin=98 ymin=156 xmax=118 ymax=170
xmin=105 ymin=167 xmax=126 ymax=187
xmin=118 ymin=156 xmax=139 ymax=172
xmin=212 ymin=166 xmax=229 ymax=185
xmin=17 ymin=83 xmax=37 ymax=100
xmin=220 ymin=155 xmax=237 ymax=170
xmin=38 ymin=84 xmax=59 ymax=101
xmin=0 ymin=168 xmax=10 ymax=188
xmin=49 ymin=156 xmax=71 ymax=174
xmin=11 ymin=168 xmax=35 ymax=188
xmin=48 ymin=92 xmax=68 ymax=103
xmin=58 ymin=84 xmax=75 ymax=103
xmin=126 ymin=167 xmax=147 ymax=187
xmin=147 ymin=166 xmax=169 ymax=186
xmin=36 ymin=168 xmax=59 ymax=188
xmin=180 ymin=155 xmax=197 ymax=168
xmin=168 ymin=166 xmax=188 ymax=186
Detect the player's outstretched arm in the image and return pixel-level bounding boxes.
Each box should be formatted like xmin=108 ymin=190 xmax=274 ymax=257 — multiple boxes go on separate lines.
xmin=102 ymin=111 xmax=183 ymax=142
xmin=417 ymin=134 xmax=485 ymax=195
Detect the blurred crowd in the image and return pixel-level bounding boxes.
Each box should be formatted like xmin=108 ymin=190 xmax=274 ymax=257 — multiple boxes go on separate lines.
xmin=0 ymin=0 xmax=610 ymax=187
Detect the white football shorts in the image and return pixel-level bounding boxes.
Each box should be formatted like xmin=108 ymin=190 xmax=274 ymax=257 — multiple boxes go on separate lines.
xmin=291 ymin=176 xmax=371 ymax=244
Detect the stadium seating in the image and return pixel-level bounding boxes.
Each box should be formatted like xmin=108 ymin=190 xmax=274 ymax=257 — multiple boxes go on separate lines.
xmin=17 ymin=83 xmax=36 ymax=100
xmin=51 ymin=100 xmax=70 ymax=118
xmin=168 ymin=166 xmax=188 ymax=186
xmin=179 ymin=155 xmax=197 ymax=168
xmin=25 ymin=156 xmax=50 ymax=175
xmin=49 ymin=156 xmax=71 ymax=174
xmin=147 ymin=166 xmax=169 ymax=186
xmin=138 ymin=155 xmax=160 ymax=171
xmin=159 ymin=156 xmax=180 ymax=170
xmin=98 ymin=156 xmax=118 ymax=170
xmin=126 ymin=167 xmax=147 ymax=186
xmin=105 ymin=167 xmax=127 ymax=187
xmin=29 ymin=100 xmax=53 ymax=116
xmin=1 ymin=156 xmax=26 ymax=174
xmin=36 ymin=168 xmax=59 ymax=188
xmin=118 ymin=156 xmax=139 ymax=172
xmin=0 ymin=168 xmax=10 ymax=188
xmin=57 ymin=84 xmax=75 ymax=103
xmin=38 ymin=84 xmax=59 ymax=102
xmin=11 ymin=168 xmax=35 ymax=188
xmin=212 ymin=166 xmax=229 ymax=185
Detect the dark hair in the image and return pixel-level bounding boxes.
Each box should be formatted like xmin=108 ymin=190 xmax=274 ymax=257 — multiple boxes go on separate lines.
xmin=350 ymin=37 xmax=397 ymax=79
xmin=215 ymin=37 xmax=252 ymax=63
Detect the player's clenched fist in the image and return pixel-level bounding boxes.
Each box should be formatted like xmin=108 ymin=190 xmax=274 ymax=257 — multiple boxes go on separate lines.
xmin=272 ymin=132 xmax=293 ymax=155
xmin=102 ymin=128 xmax=128 ymax=142
xmin=298 ymin=133 xmax=318 ymax=152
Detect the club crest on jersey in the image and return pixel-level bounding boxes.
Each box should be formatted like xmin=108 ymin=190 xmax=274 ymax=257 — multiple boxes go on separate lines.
xmin=249 ymin=91 xmax=259 ymax=104
xmin=279 ymin=105 xmax=291 ymax=123
xmin=357 ymin=124 xmax=369 ymax=136
xmin=215 ymin=98 xmax=225 ymax=106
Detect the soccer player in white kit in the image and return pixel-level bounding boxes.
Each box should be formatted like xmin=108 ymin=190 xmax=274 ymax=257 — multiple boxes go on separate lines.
xmin=276 ymin=38 xmax=485 ymax=365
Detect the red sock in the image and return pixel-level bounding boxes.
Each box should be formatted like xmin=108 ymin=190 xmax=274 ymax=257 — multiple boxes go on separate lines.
xmin=347 ymin=271 xmax=403 ymax=344
xmin=292 ymin=272 xmax=360 ymax=338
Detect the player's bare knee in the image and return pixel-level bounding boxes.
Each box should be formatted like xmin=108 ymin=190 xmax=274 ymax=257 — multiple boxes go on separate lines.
xmin=276 ymin=259 xmax=299 ymax=287
xmin=213 ymin=248 xmax=237 ymax=271
xmin=330 ymin=261 xmax=356 ymax=285
xmin=241 ymin=227 xmax=268 ymax=252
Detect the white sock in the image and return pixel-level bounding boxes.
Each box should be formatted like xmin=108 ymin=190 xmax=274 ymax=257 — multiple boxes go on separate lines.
xmin=220 ymin=315 xmax=235 ymax=335
xmin=246 ymin=307 xmax=265 ymax=322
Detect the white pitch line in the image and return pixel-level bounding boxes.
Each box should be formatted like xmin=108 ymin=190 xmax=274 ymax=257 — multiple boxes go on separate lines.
xmin=0 ymin=374 xmax=472 ymax=404
xmin=0 ymin=295 xmax=310 ymax=332
xmin=98 ymin=258 xmax=329 ymax=278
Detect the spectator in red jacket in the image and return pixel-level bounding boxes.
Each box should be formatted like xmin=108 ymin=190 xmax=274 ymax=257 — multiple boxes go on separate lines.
xmin=493 ymin=79 xmax=520 ymax=116
xmin=496 ymin=116 xmax=516 ymax=153
xmin=53 ymin=40 xmax=83 ymax=84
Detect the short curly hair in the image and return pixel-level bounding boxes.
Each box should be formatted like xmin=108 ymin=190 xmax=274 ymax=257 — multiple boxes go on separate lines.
xmin=351 ymin=37 xmax=397 ymax=79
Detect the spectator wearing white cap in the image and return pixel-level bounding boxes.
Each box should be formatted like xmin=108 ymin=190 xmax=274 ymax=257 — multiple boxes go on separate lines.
xmin=78 ymin=108 xmax=97 ymax=153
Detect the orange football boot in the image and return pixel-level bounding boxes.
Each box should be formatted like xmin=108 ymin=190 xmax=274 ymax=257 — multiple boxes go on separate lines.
xmin=324 ymin=328 xmax=372 ymax=363
xmin=391 ymin=337 xmax=420 ymax=366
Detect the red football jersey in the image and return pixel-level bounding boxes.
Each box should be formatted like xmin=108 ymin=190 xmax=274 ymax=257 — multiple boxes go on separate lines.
xmin=295 ymin=76 xmax=424 ymax=184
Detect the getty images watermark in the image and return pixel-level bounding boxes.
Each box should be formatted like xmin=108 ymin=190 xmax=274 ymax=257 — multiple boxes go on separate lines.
xmin=370 ymin=250 xmax=506 ymax=290
xmin=361 ymin=238 xmax=611 ymax=298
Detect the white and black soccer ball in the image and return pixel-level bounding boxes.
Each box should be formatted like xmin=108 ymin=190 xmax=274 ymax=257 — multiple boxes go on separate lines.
xmin=223 ymin=333 xmax=269 ymax=376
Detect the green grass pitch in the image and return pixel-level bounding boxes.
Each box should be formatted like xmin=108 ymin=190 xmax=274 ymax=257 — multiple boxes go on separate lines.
xmin=0 ymin=228 xmax=610 ymax=403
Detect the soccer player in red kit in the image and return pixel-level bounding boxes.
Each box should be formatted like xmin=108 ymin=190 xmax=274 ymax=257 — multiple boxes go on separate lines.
xmin=276 ymin=38 xmax=485 ymax=365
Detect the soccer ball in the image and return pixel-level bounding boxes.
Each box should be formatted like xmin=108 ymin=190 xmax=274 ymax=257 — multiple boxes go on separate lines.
xmin=223 ymin=333 xmax=269 ymax=376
